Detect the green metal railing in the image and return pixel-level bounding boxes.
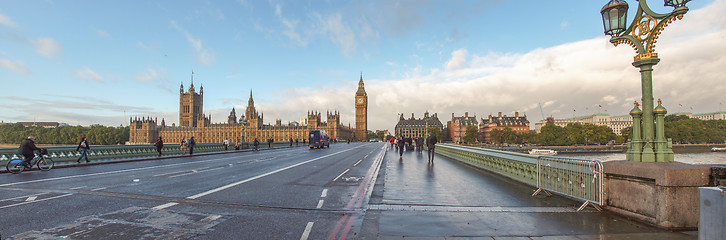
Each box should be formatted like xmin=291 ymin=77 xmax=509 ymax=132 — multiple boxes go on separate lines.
xmin=436 ymin=144 xmax=604 ymax=211
xmin=0 ymin=141 xmax=296 ymax=167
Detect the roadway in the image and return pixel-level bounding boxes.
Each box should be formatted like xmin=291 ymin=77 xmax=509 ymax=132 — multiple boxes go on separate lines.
xmin=0 ymin=142 xmax=697 ymax=239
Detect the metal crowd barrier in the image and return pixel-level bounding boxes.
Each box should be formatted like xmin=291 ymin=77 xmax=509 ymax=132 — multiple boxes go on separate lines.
xmin=436 ymin=144 xmax=605 ymax=211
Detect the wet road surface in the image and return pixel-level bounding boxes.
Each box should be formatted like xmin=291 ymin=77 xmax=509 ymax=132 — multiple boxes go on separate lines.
xmin=0 ymin=143 xmax=697 ymax=239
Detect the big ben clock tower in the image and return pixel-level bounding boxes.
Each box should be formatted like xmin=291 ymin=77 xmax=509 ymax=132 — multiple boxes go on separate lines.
xmin=355 ymin=73 xmax=368 ymax=141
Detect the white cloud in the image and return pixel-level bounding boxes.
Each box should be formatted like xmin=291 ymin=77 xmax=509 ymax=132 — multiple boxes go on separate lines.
xmin=31 ymin=38 xmax=63 ymax=57
xmin=310 ymin=13 xmax=356 ymax=57
xmin=134 ymin=68 xmax=160 ymax=83
xmin=445 ymin=49 xmax=468 ymax=71
xmin=96 ymin=30 xmax=111 ymax=39
xmin=171 ymin=20 xmax=215 ymax=65
xmin=256 ymin=0 xmax=726 ymax=131
xmin=75 ymin=66 xmax=104 ymax=83
xmin=274 ymin=3 xmax=304 ymax=46
xmin=0 ymin=58 xmax=31 ymax=74
xmin=560 ymin=20 xmax=569 ymax=30
xmin=0 ymin=13 xmax=17 ymax=28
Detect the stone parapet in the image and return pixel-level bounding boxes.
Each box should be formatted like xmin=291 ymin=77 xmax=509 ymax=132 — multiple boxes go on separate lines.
xmin=603 ymin=160 xmax=712 ymax=230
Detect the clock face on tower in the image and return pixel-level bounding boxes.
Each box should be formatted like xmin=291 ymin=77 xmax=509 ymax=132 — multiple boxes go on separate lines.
xmin=357 ymin=97 xmax=364 ymax=104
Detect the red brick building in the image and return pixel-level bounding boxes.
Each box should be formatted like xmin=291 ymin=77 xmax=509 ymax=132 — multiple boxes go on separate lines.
xmin=447 ymin=112 xmax=478 ymax=143
xmin=479 ymin=112 xmax=530 ymax=143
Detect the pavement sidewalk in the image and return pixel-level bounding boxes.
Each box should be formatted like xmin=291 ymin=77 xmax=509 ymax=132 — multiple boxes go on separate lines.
xmin=361 ymin=146 xmax=697 ymax=239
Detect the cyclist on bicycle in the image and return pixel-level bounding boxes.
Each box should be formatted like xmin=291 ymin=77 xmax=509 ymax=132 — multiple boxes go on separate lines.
xmin=18 ymin=135 xmax=40 ymax=167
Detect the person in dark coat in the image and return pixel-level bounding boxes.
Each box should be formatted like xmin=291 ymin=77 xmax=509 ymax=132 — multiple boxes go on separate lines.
xmin=426 ymin=133 xmax=438 ymax=162
xmin=76 ymin=136 xmax=90 ymax=163
xmin=253 ymin=138 xmax=259 ymax=151
xmin=154 ymin=137 xmax=163 ymax=157
xmin=397 ymin=136 xmax=406 ymax=157
xmin=18 ymin=136 xmax=40 ymax=166
xmin=188 ymin=137 xmax=196 ymax=155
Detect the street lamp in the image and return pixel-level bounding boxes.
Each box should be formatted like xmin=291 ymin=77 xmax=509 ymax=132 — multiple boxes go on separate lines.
xmin=601 ymin=0 xmax=689 ymax=162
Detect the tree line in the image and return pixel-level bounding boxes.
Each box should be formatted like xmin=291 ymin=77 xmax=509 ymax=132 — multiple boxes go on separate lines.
xmin=460 ymin=116 xmax=726 ymax=146
xmin=0 ymin=123 xmax=129 ymax=145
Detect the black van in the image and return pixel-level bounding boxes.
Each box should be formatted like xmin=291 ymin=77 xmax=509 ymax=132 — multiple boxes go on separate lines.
xmin=308 ymin=130 xmax=330 ymax=149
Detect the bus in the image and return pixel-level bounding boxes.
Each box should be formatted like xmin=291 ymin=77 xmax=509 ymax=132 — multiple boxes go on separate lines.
xmin=308 ymin=130 xmax=330 ymax=149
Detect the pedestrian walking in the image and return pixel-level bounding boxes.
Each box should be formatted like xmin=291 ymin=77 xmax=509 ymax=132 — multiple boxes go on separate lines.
xmin=223 ymin=138 xmax=229 ymax=151
xmin=188 ymin=137 xmax=196 ymax=155
xmin=268 ymin=138 xmax=273 ymax=148
xmin=397 ymin=136 xmax=405 ymax=157
xmin=76 ymin=136 xmax=90 ymax=163
xmin=416 ymin=136 xmax=424 ymax=153
xmin=426 ymin=133 xmax=438 ymax=163
xmin=235 ymin=140 xmax=240 ymax=150
xmin=180 ymin=137 xmax=187 ymax=154
xmin=295 ymin=139 xmax=299 ymax=146
xmin=390 ymin=137 xmax=395 ymax=150
xmin=253 ymin=138 xmax=259 ymax=151
xmin=154 ymin=137 xmax=164 ymax=157
xmin=289 ymin=138 xmax=293 ymax=147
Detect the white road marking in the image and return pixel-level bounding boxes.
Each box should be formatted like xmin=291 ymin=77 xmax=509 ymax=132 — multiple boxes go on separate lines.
xmin=25 ymin=196 xmax=37 ymax=202
xmin=300 ymin=222 xmax=314 ymax=240
xmin=0 ymin=194 xmax=73 ymax=209
xmin=185 ymin=147 xmax=361 ymax=200
xmin=0 ymin=194 xmax=41 ymax=202
xmin=153 ymin=167 xmax=210 ymax=177
xmin=151 ymin=146 xmax=365 ymax=209
xmin=133 ymin=179 xmax=140 ymax=182
xmin=201 ymin=215 xmax=222 ymax=222
xmin=168 ymin=168 xmax=222 ymax=178
xmin=353 ymin=159 xmax=363 ymax=167
xmin=0 ymin=155 xmax=247 ymax=187
xmin=321 ymin=189 xmax=328 ymax=198
xmin=152 ymin=202 xmax=178 ymax=210
xmin=316 ymin=200 xmax=324 ymax=208
xmin=70 ymin=186 xmax=86 ymax=190
xmin=332 ymin=169 xmax=350 ymax=182
xmin=91 ymin=187 xmax=107 ymax=191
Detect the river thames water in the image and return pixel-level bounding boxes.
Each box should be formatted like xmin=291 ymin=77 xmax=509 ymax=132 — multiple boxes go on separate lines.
xmin=563 ymin=152 xmax=726 ymax=165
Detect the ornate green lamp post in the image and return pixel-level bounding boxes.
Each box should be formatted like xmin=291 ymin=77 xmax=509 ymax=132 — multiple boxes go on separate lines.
xmin=601 ymin=0 xmax=689 ymax=162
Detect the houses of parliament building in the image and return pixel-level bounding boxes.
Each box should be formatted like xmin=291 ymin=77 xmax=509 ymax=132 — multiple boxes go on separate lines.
xmin=129 ymin=75 xmax=368 ymax=144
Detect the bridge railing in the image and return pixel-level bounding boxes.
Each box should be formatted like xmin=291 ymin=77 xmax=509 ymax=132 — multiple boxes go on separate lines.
xmin=0 ymin=141 xmax=296 ymax=167
xmin=436 ymin=144 xmax=604 ymax=211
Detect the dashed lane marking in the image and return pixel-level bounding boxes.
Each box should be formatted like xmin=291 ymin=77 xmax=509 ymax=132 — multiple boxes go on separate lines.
xmin=321 ymin=189 xmax=328 ymax=198
xmin=0 ymin=194 xmax=74 ymax=209
xmin=300 ymin=222 xmax=314 ymax=240
xmin=332 ymin=169 xmax=349 ymax=182
xmin=168 ymin=167 xmax=222 ymax=178
xmin=153 ymin=202 xmax=178 ymax=210
xmin=317 ymin=200 xmax=324 ymax=209
xmin=353 ymin=159 xmax=363 ymax=167
xmin=152 ymin=145 xmax=367 ymax=209
xmin=25 ymin=196 xmax=37 ymax=202
xmin=153 ymin=167 xmax=210 ymax=177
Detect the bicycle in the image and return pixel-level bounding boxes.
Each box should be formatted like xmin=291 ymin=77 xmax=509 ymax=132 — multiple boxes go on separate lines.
xmin=6 ymin=148 xmax=54 ymax=174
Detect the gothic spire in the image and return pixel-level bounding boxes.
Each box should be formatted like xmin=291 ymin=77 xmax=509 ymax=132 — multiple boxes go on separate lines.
xmin=248 ymin=89 xmax=254 ymax=106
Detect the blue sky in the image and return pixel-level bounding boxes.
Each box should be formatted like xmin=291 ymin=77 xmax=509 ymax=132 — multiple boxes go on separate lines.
xmin=1 ymin=0 xmax=723 ymax=131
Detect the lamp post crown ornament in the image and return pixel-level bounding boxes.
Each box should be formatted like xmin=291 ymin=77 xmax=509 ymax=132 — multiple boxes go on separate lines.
xmin=601 ymin=0 xmax=690 ymax=61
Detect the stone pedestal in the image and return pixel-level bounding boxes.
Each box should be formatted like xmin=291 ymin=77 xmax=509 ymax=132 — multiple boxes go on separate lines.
xmin=602 ymin=161 xmax=711 ymax=230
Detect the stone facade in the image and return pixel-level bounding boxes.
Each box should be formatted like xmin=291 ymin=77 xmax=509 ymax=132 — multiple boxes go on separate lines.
xmin=479 ymin=112 xmax=530 ymax=143
xmin=394 ymin=112 xmax=443 ymax=138
xmin=129 ymin=78 xmax=355 ymax=144
xmin=354 ymin=74 xmax=368 ymax=141
xmin=447 ymin=112 xmax=478 ymax=143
